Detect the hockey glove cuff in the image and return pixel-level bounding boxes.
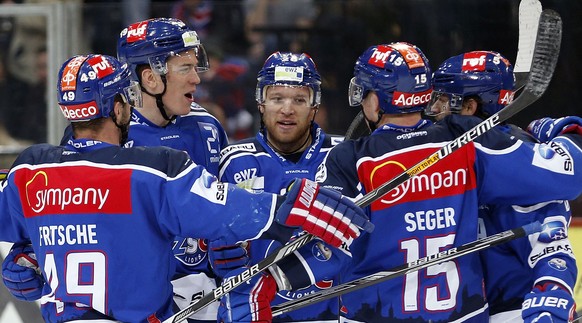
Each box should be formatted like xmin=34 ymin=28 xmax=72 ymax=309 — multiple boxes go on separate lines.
xmin=527 ymin=116 xmax=582 ymax=142
xmin=209 ymin=238 xmax=251 ymax=279
xmin=273 ymin=178 xmax=373 ymax=248
xmin=218 ymin=267 xmax=277 ymax=323
xmin=2 ymin=242 xmax=44 ymax=301
xmin=522 ymin=282 xmax=576 ymax=323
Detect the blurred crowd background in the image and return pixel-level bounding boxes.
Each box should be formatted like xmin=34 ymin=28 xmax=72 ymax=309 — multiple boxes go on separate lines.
xmin=0 ymin=0 xmax=580 ymax=209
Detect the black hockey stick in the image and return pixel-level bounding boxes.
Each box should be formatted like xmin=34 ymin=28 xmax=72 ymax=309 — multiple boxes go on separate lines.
xmin=272 ymin=221 xmax=542 ymax=316
xmin=272 ymin=8 xmax=561 ymax=317
xmin=353 ymin=9 xmax=561 ymax=208
xmin=163 ymin=9 xmax=561 ymax=323
xmin=344 ymin=110 xmax=370 ymax=140
xmin=514 ymin=0 xmax=543 ymax=90
xmin=343 ymin=1 xmax=542 ymax=141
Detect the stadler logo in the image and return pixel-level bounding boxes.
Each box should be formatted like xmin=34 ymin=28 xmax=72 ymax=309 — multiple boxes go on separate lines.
xmin=16 ymin=166 xmax=132 ymax=217
xmin=393 ymin=89 xmax=432 ymax=107
xmin=60 ymin=101 xmax=100 ymax=121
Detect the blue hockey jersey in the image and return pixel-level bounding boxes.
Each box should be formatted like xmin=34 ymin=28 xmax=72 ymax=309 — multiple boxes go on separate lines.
xmin=317 ymin=115 xmax=582 ymax=323
xmin=63 ymin=104 xmax=228 ymax=281
xmin=125 ymin=103 xmax=229 ymax=321
xmin=219 ymin=124 xmax=344 ymax=322
xmin=0 ymin=139 xmax=286 ymax=323
xmin=478 ymin=125 xmax=576 ymax=320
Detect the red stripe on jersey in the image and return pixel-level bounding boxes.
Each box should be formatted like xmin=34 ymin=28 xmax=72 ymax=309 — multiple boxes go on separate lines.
xmin=357 ymin=144 xmax=477 ymax=211
xmin=14 ymin=165 xmax=133 ymax=217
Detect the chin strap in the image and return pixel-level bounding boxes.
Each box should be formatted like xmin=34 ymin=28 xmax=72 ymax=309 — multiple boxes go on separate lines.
xmin=140 ymin=75 xmax=176 ymax=122
xmin=111 ymin=107 xmax=133 ymax=145
xmin=365 ymin=109 xmax=384 ymax=132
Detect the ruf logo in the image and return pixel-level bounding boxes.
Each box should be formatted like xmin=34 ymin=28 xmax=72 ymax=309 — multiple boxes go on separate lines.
xmin=462 ymin=51 xmax=490 ymax=71
xmin=368 ymin=45 xmax=392 ymax=68
xmin=126 ymin=21 xmax=149 ymax=43
xmin=87 ymin=55 xmax=114 ymax=79
xmin=60 ymin=55 xmax=87 ymax=91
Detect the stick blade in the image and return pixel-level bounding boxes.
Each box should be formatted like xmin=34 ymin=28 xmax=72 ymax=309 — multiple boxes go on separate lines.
xmin=514 ymin=0 xmax=542 ymax=74
xmin=525 ymin=9 xmax=562 ymax=97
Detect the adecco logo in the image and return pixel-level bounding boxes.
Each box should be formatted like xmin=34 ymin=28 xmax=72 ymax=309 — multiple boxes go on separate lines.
xmin=59 ymin=101 xmax=100 ymax=121
xmin=392 ymin=89 xmax=432 ymax=107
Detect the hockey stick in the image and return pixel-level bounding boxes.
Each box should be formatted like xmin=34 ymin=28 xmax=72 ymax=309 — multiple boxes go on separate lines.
xmin=163 ymin=9 xmax=561 ymax=323
xmin=514 ymin=0 xmax=543 ymax=90
xmin=354 ymin=9 xmax=561 ymax=208
xmin=271 ymin=8 xmax=561 ymax=317
xmin=343 ymin=0 xmax=541 ymax=140
xmin=344 ymin=110 xmax=370 ymax=140
xmin=272 ymin=221 xmax=542 ymax=316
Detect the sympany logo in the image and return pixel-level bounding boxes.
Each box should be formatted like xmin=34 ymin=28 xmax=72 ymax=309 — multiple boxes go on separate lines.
xmin=26 ymin=171 xmax=110 ymax=214
xmin=16 ymin=166 xmax=132 ymax=217
xmin=359 ymin=145 xmax=477 ymax=210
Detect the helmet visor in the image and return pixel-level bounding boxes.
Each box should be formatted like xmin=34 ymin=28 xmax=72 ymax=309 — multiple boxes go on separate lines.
xmin=122 ymin=81 xmax=143 ymax=108
xmin=348 ymin=77 xmax=366 ymax=107
xmin=425 ymin=91 xmax=464 ymax=117
xmin=149 ymin=45 xmax=209 ymax=75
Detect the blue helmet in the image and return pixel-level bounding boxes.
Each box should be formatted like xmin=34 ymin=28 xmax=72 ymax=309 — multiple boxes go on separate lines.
xmin=256 ymin=52 xmax=322 ymax=106
xmin=57 ymin=54 xmax=141 ymax=122
xmin=348 ymin=42 xmax=432 ymax=114
xmin=428 ymin=51 xmax=515 ymax=117
xmin=117 ymin=18 xmax=209 ymax=80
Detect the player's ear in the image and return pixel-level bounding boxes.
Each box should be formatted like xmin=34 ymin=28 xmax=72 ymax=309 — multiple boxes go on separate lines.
xmin=368 ymin=92 xmax=380 ymax=114
xmin=141 ymin=68 xmax=160 ymax=92
xmin=466 ymin=99 xmax=478 ymax=115
xmin=112 ymin=99 xmax=124 ymax=119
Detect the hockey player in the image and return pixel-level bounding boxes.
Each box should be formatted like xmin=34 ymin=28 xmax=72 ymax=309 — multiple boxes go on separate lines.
xmin=215 ymin=52 xmax=343 ymax=323
xmin=0 ymin=54 xmax=373 ymax=323
xmin=1 ymin=18 xmax=231 ymax=322
xmin=115 ymin=18 xmax=230 ymax=322
xmin=426 ymin=50 xmax=577 ymax=323
xmin=313 ymin=42 xmax=582 ymax=322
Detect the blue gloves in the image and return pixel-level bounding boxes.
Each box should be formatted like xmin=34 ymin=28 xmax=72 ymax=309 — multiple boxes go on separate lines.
xmin=218 ymin=268 xmax=277 ymax=323
xmin=275 ymin=178 xmax=374 ymax=248
xmin=209 ymin=239 xmax=250 ymax=278
xmin=527 ymin=116 xmax=582 ymax=142
xmin=522 ymin=283 xmax=576 ymax=323
xmin=2 ymin=242 xmax=44 ymax=301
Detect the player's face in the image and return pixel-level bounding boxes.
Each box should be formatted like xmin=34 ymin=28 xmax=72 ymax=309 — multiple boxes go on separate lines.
xmin=260 ymin=85 xmax=316 ymax=153
xmin=162 ymin=50 xmax=202 ymax=115
xmin=428 ymin=94 xmax=451 ymax=121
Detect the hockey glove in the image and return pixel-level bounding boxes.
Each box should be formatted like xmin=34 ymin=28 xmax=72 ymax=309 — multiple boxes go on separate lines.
xmin=275 ymin=238 xmax=352 ymax=290
xmin=218 ymin=267 xmax=277 ymax=323
xmin=275 ymin=178 xmax=374 ymax=248
xmin=527 ymin=116 xmax=582 ymax=142
xmin=209 ymin=239 xmax=251 ymax=278
xmin=522 ymin=282 xmax=576 ymax=323
xmin=2 ymin=242 xmax=44 ymax=301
